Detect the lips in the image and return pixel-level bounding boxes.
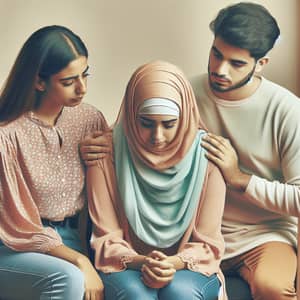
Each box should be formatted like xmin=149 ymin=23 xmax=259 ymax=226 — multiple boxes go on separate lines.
xmin=151 ymin=142 xmax=166 ymax=149
xmin=72 ymin=97 xmax=83 ymax=102
xmin=212 ymin=76 xmax=229 ymax=84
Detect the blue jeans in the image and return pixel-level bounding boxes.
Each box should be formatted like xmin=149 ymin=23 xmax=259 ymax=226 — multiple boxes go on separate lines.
xmin=0 ymin=222 xmax=85 ymax=300
xmin=99 ymin=269 xmax=220 ymax=300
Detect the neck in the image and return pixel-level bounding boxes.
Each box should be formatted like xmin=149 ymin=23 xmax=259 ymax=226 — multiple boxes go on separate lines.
xmin=211 ymin=75 xmax=261 ymax=101
xmin=33 ymin=102 xmax=63 ymax=126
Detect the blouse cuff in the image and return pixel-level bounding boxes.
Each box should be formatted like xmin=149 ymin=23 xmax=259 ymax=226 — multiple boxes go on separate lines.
xmin=120 ymin=255 xmax=135 ymax=269
xmin=176 ymin=253 xmax=206 ymax=274
xmin=176 ymin=251 xmax=219 ymax=276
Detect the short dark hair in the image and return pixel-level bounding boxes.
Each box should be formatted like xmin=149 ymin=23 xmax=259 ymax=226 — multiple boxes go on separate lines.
xmin=209 ymin=2 xmax=280 ymax=60
xmin=0 ymin=25 xmax=88 ymax=122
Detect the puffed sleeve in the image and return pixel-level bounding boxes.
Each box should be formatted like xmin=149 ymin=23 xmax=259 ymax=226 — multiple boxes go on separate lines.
xmin=82 ymin=105 xmax=110 ymax=136
xmin=86 ymin=150 xmax=137 ymax=273
xmin=0 ymin=133 xmax=63 ymax=252
xmin=177 ymin=162 xmax=226 ymax=276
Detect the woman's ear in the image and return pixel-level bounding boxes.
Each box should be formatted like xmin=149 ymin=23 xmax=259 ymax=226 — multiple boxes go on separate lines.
xmin=255 ymin=56 xmax=269 ymax=73
xmin=35 ymin=76 xmax=46 ymax=92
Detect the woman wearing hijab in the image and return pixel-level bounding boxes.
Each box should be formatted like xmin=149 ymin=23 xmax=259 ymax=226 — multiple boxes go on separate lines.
xmin=86 ymin=61 xmax=227 ymax=300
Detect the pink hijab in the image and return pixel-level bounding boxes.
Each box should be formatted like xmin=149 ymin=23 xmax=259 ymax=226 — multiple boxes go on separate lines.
xmin=116 ymin=60 xmax=207 ymax=170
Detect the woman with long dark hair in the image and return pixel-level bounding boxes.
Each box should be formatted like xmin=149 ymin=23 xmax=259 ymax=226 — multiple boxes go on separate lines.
xmin=0 ymin=25 xmax=106 ymax=300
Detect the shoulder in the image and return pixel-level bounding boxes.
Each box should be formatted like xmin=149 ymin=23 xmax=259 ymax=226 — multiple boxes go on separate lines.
xmin=64 ymin=103 xmax=109 ymax=129
xmin=189 ymin=74 xmax=207 ymax=93
xmin=0 ymin=116 xmax=26 ymax=137
xmin=261 ymin=78 xmax=300 ymax=107
xmin=68 ymin=102 xmax=103 ymax=116
xmin=0 ymin=118 xmax=24 ymax=153
xmin=257 ymin=78 xmax=300 ymax=124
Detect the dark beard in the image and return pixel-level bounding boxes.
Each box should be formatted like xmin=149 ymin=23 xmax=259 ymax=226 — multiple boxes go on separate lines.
xmin=208 ymin=64 xmax=256 ymax=93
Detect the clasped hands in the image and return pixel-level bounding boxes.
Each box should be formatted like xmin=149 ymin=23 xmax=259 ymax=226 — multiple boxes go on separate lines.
xmin=141 ymin=250 xmax=176 ymax=289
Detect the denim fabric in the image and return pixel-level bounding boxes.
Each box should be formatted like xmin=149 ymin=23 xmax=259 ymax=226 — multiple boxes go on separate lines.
xmin=99 ymin=269 xmax=220 ymax=300
xmin=0 ymin=223 xmax=85 ymax=300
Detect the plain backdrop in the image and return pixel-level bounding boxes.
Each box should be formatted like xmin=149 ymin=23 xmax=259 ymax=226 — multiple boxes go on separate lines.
xmin=0 ymin=0 xmax=299 ymax=124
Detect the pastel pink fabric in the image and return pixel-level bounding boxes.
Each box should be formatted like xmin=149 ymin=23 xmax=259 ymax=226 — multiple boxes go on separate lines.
xmin=87 ymin=61 xmax=228 ymax=299
xmin=0 ymin=103 xmax=107 ymax=253
xmin=120 ymin=60 xmax=207 ymax=170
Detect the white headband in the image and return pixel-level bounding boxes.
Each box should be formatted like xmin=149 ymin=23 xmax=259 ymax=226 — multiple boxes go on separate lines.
xmin=138 ymin=98 xmax=180 ymax=117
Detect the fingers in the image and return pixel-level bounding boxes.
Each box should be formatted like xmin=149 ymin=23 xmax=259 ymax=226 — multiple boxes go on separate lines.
xmin=201 ymin=133 xmax=232 ymax=161
xmin=91 ymin=130 xmax=112 ymax=138
xmin=84 ymin=291 xmax=103 ymax=300
xmin=91 ymin=131 xmax=104 ymax=138
xmin=84 ymin=287 xmax=104 ymax=300
xmin=81 ymin=148 xmax=110 ymax=159
xmin=79 ymin=130 xmax=112 ymax=164
xmin=141 ymin=264 xmax=175 ymax=288
xmin=80 ymin=143 xmax=111 ymax=155
xmin=148 ymin=250 xmax=167 ymax=260
xmin=80 ymin=144 xmax=111 ymax=163
xmin=202 ymin=133 xmax=229 ymax=150
xmin=80 ymin=133 xmax=111 ymax=151
xmin=145 ymin=257 xmax=173 ymax=270
xmin=85 ymin=290 xmax=90 ymax=300
xmin=81 ymin=145 xmax=111 ymax=154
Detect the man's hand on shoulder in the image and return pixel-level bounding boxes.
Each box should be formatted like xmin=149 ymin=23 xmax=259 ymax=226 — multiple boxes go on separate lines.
xmin=201 ymin=133 xmax=251 ymax=191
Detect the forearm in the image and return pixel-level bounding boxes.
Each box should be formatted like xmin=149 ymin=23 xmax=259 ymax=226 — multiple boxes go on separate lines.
xmin=47 ymin=244 xmax=91 ymax=268
xmin=126 ymin=254 xmax=147 ymax=270
xmin=245 ymin=175 xmax=300 ymax=216
xmin=227 ymin=169 xmax=251 ymax=192
xmin=48 ymin=243 xmax=104 ymax=298
xmin=166 ymin=255 xmax=186 ymax=270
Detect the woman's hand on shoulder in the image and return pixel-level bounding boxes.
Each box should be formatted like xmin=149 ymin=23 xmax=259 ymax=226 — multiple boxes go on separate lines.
xmin=80 ymin=131 xmax=112 ymax=166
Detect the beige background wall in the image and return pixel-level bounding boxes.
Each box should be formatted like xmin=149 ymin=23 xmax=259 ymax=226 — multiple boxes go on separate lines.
xmin=0 ymin=0 xmax=298 ymax=124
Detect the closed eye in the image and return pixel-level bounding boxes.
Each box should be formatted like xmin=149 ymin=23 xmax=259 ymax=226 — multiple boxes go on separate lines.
xmin=140 ymin=119 xmax=154 ymax=128
xmin=162 ymin=120 xmax=178 ymax=129
xmin=230 ymin=60 xmax=247 ymax=68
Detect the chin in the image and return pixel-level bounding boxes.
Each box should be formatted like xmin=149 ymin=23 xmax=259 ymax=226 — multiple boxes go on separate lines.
xmin=68 ymin=99 xmax=83 ymax=107
xmin=210 ymin=83 xmax=228 ymax=93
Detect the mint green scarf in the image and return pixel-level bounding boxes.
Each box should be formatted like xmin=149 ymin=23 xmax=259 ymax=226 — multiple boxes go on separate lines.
xmin=113 ymin=124 xmax=208 ymax=248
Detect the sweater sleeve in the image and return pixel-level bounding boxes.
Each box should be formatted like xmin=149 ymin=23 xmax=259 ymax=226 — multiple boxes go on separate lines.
xmin=177 ymin=162 xmax=226 ymax=276
xmin=244 ymin=102 xmax=300 ymax=217
xmin=245 ymin=175 xmax=300 ymax=217
xmin=86 ymin=152 xmax=137 ymax=273
xmin=0 ymin=134 xmax=63 ymax=252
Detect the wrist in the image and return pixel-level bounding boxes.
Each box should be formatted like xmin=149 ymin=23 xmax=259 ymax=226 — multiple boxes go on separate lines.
xmin=75 ymin=254 xmax=91 ymax=269
xmin=127 ymin=255 xmax=147 ymax=270
xmin=166 ymin=256 xmax=185 ymax=270
xmin=228 ymin=170 xmax=251 ymax=192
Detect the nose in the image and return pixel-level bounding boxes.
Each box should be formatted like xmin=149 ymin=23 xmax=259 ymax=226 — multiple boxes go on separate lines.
xmin=151 ymin=125 xmax=164 ymax=144
xmin=75 ymin=77 xmax=87 ymax=95
xmin=215 ymin=61 xmax=229 ymax=77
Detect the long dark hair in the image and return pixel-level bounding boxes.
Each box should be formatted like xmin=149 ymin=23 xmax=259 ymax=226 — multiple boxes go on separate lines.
xmin=0 ymin=25 xmax=88 ymax=122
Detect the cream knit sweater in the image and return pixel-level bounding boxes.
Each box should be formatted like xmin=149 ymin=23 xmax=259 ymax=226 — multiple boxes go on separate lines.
xmin=191 ymin=74 xmax=300 ymax=259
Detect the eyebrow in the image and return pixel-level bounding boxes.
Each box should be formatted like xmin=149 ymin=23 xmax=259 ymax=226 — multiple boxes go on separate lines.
xmin=212 ymin=46 xmax=248 ymax=65
xmin=139 ymin=116 xmax=178 ymax=123
xmin=212 ymin=46 xmax=222 ymax=56
xmin=59 ymin=65 xmax=89 ymax=82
